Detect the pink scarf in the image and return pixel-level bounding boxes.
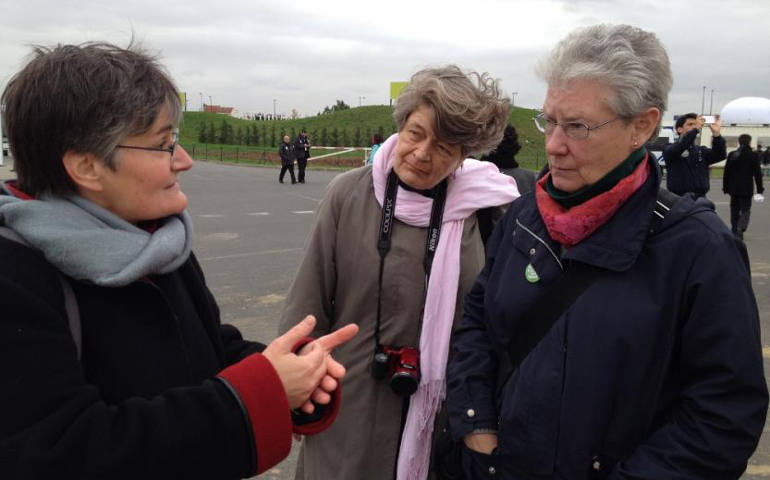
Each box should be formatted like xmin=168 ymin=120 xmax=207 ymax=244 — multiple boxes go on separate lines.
xmin=536 ymin=155 xmax=650 ymax=246
xmin=372 ymin=134 xmax=519 ymax=480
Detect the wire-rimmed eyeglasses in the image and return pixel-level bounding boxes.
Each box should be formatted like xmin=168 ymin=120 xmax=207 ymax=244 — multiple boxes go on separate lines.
xmin=116 ymin=129 xmax=179 ymax=157
xmin=533 ymin=113 xmax=620 ymax=140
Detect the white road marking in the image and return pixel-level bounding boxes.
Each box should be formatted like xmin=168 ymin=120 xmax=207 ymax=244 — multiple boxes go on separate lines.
xmin=292 ymin=210 xmax=315 ymax=214
xmin=745 ymin=464 xmax=770 ymax=475
xmin=200 ymin=247 xmax=303 ymax=261
xmin=198 ymin=214 xmax=225 ymax=218
xmin=201 ymin=232 xmax=239 ymax=241
xmin=247 ymin=212 xmax=271 ymax=216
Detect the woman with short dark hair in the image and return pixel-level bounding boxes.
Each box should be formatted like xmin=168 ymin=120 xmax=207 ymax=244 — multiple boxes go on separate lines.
xmin=0 ymin=42 xmax=356 ymax=479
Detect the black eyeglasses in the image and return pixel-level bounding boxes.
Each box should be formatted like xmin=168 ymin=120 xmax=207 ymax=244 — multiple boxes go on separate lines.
xmin=116 ymin=129 xmax=179 ymax=157
xmin=533 ymin=113 xmax=620 ymax=140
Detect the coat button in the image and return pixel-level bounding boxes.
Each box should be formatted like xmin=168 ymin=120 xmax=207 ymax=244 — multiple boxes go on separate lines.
xmin=466 ymin=409 xmax=476 ymax=418
xmin=488 ymin=466 xmax=497 ymax=475
xmin=529 ymin=248 xmax=536 ymax=256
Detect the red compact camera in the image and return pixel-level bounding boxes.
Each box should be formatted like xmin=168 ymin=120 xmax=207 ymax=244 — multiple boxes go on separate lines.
xmin=371 ymin=345 xmax=420 ymax=396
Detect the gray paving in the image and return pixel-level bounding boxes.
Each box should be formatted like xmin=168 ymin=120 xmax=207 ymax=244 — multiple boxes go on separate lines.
xmin=2 ymin=156 xmax=770 ymax=478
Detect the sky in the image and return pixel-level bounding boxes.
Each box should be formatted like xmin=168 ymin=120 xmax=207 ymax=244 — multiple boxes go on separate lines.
xmin=1 ymin=0 xmax=769 ymax=122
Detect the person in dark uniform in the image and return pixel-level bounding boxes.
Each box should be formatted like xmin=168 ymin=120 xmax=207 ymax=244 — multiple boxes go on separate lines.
xmin=480 ymin=124 xmax=537 ymax=195
xmin=662 ymin=113 xmax=726 ymax=197
xmin=279 ymin=134 xmax=296 ymax=184
xmin=723 ymin=134 xmax=765 ymax=240
xmin=294 ymin=129 xmax=311 ymax=183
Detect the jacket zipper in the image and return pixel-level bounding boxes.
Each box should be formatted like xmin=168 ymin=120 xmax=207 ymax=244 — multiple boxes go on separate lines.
xmin=515 ymin=219 xmax=564 ymax=271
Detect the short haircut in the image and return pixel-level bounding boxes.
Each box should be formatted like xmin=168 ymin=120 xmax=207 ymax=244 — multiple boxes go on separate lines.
xmin=738 ymin=134 xmax=752 ymax=146
xmin=537 ymin=24 xmax=672 ymax=140
xmin=393 ymin=65 xmax=510 ymax=157
xmin=675 ymin=113 xmax=698 ymax=130
xmin=2 ymin=41 xmax=181 ymax=197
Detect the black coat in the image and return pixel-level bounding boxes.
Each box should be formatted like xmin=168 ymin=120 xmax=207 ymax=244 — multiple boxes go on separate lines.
xmin=663 ymin=129 xmax=726 ymax=196
xmin=0 ymin=236 xmax=277 ymax=480
xmin=448 ymin=158 xmax=767 ymax=478
xmin=279 ymin=142 xmax=295 ymax=166
xmin=294 ymin=135 xmax=311 ymax=161
xmin=724 ymin=146 xmax=765 ymax=196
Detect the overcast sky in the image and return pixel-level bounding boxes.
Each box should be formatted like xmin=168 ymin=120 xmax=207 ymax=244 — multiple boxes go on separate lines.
xmin=2 ymin=0 xmax=769 ymax=122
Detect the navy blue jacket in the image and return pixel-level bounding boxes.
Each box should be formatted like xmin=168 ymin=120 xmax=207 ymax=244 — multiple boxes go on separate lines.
xmin=447 ymin=159 xmax=767 ymax=479
xmin=663 ymin=129 xmax=726 ymax=196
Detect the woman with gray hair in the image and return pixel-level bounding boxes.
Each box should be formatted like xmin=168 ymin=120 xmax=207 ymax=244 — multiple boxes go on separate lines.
xmin=280 ymin=65 xmax=519 ymax=480
xmin=447 ymin=24 xmax=767 ymax=478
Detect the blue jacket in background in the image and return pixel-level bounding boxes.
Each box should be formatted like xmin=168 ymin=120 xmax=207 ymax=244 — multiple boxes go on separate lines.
xmin=446 ymin=158 xmax=767 ymax=479
xmin=663 ymin=128 xmax=726 ymax=196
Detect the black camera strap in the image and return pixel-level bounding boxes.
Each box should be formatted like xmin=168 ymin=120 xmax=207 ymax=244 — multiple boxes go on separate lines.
xmin=374 ymin=169 xmax=447 ymax=351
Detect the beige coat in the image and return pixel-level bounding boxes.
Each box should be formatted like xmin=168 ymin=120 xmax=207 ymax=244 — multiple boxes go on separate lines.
xmin=280 ymin=166 xmax=488 ymax=480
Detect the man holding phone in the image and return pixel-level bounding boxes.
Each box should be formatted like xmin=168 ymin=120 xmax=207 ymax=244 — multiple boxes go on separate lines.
xmin=663 ymin=112 xmax=726 ymax=197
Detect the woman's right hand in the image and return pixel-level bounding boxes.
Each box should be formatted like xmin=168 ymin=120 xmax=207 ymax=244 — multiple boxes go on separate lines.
xmin=464 ymin=432 xmax=498 ymax=454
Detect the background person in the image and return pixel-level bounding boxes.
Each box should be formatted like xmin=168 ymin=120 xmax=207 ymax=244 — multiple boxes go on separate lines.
xmin=279 ymin=65 xmax=518 ymax=480
xmin=479 ymin=124 xmax=536 ymax=195
xmin=365 ymin=133 xmax=384 ymax=165
xmin=723 ymin=134 xmax=765 ymax=240
xmin=663 ymin=112 xmax=726 ymax=197
xmin=279 ymin=134 xmax=297 ymax=184
xmin=448 ymin=24 xmax=767 ymax=479
xmin=294 ymin=129 xmax=311 ymax=183
xmin=0 ymin=42 xmax=357 ymax=480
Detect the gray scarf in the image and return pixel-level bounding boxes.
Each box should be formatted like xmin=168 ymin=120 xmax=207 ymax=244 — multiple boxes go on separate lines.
xmin=0 ymin=190 xmax=193 ymax=287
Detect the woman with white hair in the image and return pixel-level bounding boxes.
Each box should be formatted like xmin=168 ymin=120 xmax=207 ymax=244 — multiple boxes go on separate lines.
xmin=447 ymin=24 xmax=767 ymax=478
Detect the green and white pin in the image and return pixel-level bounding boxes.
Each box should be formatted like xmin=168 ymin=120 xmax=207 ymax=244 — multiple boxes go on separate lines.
xmin=525 ymin=263 xmax=540 ymax=283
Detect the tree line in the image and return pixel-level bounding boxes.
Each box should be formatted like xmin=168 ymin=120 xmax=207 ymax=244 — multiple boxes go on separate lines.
xmin=196 ymin=118 xmax=395 ymax=148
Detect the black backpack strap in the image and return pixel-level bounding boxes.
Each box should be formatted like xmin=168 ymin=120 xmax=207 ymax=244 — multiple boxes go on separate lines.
xmin=0 ymin=226 xmax=82 ymax=359
xmin=505 ymin=261 xmax=604 ymax=368
xmin=496 ymin=261 xmax=605 ymax=398
xmin=650 ymin=188 xmax=679 ymax=234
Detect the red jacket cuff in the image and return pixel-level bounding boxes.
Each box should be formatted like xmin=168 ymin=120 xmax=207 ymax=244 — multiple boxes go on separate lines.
xmin=292 ymin=382 xmax=342 ymax=435
xmin=292 ymin=336 xmax=314 ymax=354
xmin=218 ymin=353 xmax=292 ymax=475
xmin=290 ymin=336 xmax=342 ymax=435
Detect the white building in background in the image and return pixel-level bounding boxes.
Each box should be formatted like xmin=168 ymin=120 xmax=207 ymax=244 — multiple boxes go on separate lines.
xmin=700 ymin=96 xmax=770 ymax=153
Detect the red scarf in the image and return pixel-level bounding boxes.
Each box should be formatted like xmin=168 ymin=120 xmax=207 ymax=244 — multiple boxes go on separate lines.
xmin=536 ymin=156 xmax=650 ymax=246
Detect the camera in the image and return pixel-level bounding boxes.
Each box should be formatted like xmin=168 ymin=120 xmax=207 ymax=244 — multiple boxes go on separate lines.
xmin=371 ymin=345 xmax=421 ymax=396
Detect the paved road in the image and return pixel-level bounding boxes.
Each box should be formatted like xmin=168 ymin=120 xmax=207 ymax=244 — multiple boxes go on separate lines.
xmin=182 ymin=161 xmax=770 ymax=479
xmin=1 ymin=158 xmax=769 ymax=478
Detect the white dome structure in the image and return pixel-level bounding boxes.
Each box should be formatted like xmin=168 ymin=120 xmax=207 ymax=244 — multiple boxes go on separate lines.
xmin=719 ymin=97 xmax=770 ymax=125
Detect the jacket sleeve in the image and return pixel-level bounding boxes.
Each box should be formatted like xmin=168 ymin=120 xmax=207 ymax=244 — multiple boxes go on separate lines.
xmin=722 ymin=152 xmax=734 ymax=193
xmin=753 ymin=153 xmax=765 ymax=194
xmin=279 ymin=174 xmax=346 ymax=337
xmin=705 ymin=135 xmax=727 ymax=165
xmin=446 ymin=207 xmax=512 ymax=440
xmin=610 ymin=228 xmax=768 ymax=479
xmin=0 ymin=254 xmax=290 ymax=480
xmin=663 ymin=129 xmax=697 ymax=164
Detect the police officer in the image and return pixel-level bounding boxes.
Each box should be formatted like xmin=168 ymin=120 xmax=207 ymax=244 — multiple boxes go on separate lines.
xmin=279 ymin=134 xmax=296 ymax=184
xmin=294 ymin=129 xmax=311 ymax=183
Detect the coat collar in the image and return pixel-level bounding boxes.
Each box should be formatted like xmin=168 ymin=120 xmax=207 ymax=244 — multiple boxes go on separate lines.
xmin=513 ymin=158 xmax=663 ymax=272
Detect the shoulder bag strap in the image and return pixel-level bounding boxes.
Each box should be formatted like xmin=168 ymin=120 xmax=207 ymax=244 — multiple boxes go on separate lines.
xmin=0 ymin=226 xmax=82 ymax=359
xmin=498 ymin=188 xmax=678 ymax=394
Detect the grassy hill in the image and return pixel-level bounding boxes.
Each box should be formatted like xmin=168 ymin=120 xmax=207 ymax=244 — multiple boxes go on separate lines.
xmin=180 ymin=105 xmax=547 ymax=171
